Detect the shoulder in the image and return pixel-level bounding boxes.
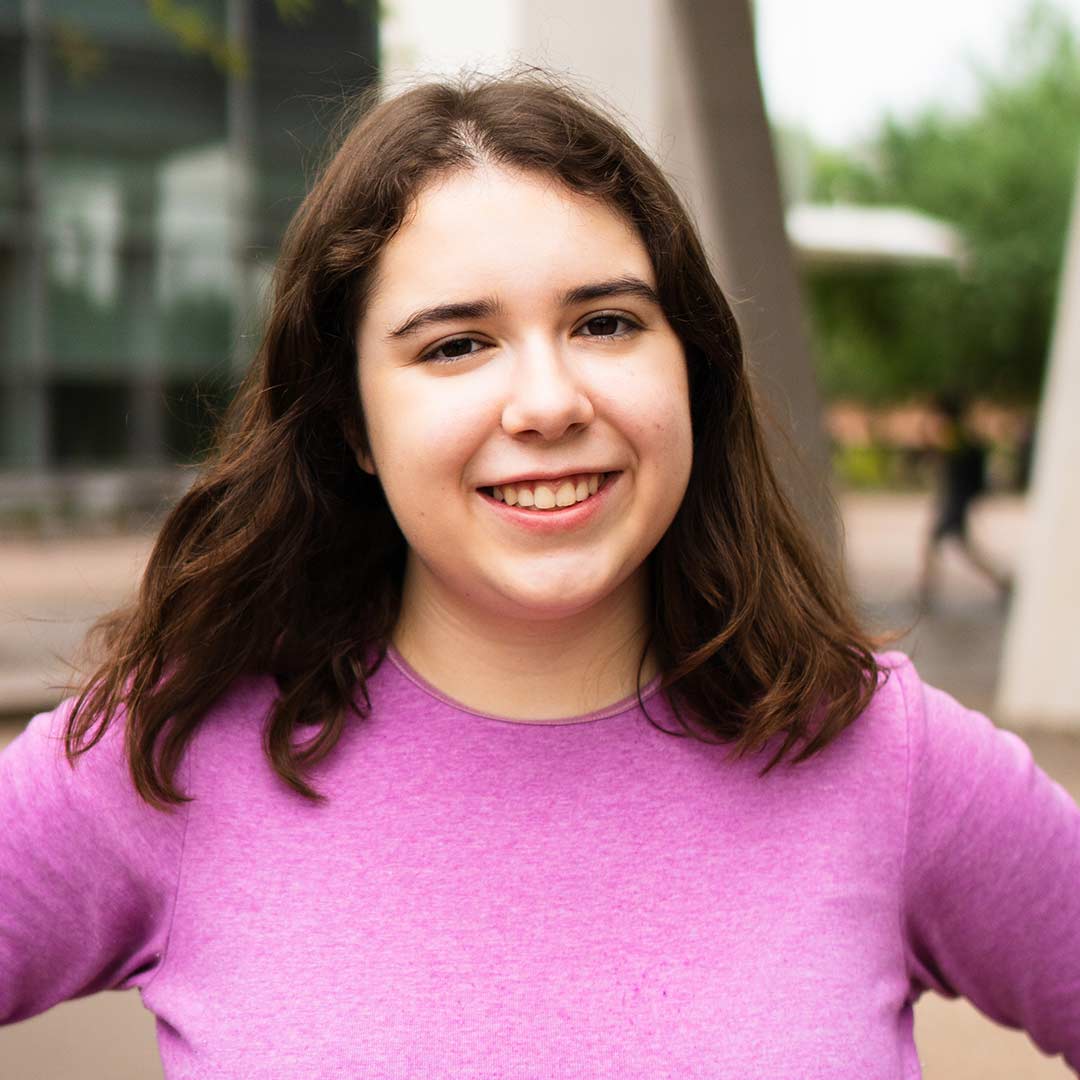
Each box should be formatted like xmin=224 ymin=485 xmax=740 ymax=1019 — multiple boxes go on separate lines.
xmin=864 ymin=649 xmax=921 ymax=720
xmin=817 ymin=650 xmax=992 ymax=788
xmin=862 ymin=651 xmax=1071 ymax=843
xmin=1 ymin=695 xmax=132 ymax=808
xmin=867 ymin=650 xmax=1011 ymax=765
xmin=181 ymin=672 xmax=283 ymax=790
xmin=190 ymin=672 xmax=281 ymax=743
xmin=2 ymin=672 xmax=280 ymax=800
xmin=859 ymin=649 xmax=985 ymax=734
xmin=820 ymin=649 xmax=920 ymax=762
xmin=855 ymin=650 xmax=995 ymax=770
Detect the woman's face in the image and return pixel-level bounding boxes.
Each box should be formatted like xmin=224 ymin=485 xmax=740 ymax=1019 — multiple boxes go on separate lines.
xmin=353 ymin=164 xmax=693 ymax=627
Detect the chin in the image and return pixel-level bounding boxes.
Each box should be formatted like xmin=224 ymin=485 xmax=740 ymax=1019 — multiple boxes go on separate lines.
xmin=493 ymin=584 xmax=614 ymax=621
xmin=511 ymin=578 xmax=630 ymax=622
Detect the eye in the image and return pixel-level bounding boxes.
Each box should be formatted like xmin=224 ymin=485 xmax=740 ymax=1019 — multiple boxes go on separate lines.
xmin=419 ymin=336 xmax=489 ymax=364
xmin=417 ymin=312 xmax=643 ymax=364
xmin=575 ymin=312 xmax=642 ymax=339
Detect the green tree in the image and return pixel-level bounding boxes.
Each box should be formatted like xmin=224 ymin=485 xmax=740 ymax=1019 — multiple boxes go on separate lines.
xmin=804 ymin=0 xmax=1080 ymax=403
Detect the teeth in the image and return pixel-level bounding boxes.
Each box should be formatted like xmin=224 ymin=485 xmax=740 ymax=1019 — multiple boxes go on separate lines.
xmin=492 ymin=472 xmax=608 ymax=511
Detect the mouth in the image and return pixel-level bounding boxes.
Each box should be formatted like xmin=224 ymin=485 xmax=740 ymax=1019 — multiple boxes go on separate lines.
xmin=475 ymin=470 xmax=622 ymax=533
xmin=479 ymin=468 xmax=622 ymax=509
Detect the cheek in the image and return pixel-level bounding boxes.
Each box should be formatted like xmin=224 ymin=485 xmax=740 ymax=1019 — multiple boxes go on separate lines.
xmin=617 ymin=355 xmax=692 ymax=458
xmin=371 ymin=376 xmax=491 ymax=480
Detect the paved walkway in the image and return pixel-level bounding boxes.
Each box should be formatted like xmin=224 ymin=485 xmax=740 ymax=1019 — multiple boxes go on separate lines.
xmin=842 ymin=489 xmax=1024 ymax=718
xmin=0 ymin=530 xmax=153 ymax=719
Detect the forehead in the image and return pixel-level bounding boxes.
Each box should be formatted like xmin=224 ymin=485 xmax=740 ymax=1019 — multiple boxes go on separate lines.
xmin=367 ymin=166 xmax=653 ymax=310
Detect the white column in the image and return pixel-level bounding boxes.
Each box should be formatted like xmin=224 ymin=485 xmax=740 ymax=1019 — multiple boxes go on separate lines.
xmin=997 ymin=154 xmax=1080 ymax=732
xmin=656 ymin=0 xmax=835 ymax=552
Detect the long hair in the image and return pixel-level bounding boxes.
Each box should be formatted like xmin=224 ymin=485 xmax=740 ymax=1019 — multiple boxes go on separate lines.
xmin=63 ymin=67 xmax=887 ymax=810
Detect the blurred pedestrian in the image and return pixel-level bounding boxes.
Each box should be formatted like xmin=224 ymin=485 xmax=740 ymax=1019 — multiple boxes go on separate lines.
xmin=918 ymin=391 xmax=1012 ymax=609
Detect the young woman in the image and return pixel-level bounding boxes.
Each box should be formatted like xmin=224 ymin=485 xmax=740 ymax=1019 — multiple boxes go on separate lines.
xmin=2 ymin=70 xmax=1078 ymax=1078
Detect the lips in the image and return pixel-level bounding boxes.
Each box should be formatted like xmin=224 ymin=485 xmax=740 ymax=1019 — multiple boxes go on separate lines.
xmin=479 ymin=469 xmax=619 ymax=490
xmin=477 ymin=469 xmax=622 ymax=533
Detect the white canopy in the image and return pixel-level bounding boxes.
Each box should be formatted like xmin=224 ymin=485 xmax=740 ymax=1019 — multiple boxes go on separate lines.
xmin=785 ymin=202 xmax=968 ymax=268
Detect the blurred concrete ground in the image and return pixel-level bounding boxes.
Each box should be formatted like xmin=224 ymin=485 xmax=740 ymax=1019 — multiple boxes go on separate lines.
xmin=0 ymin=489 xmax=1077 ymax=1078
xmin=0 ymin=530 xmax=152 ymax=720
xmin=843 ymin=489 xmax=1022 ymax=720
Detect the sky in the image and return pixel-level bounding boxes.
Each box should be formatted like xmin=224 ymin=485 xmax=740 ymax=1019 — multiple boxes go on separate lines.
xmin=754 ymin=0 xmax=1080 ymax=148
xmin=380 ymin=0 xmax=1080 ymax=152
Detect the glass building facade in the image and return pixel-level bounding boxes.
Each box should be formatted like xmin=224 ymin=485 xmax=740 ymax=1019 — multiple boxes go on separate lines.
xmin=0 ymin=0 xmax=377 ymax=476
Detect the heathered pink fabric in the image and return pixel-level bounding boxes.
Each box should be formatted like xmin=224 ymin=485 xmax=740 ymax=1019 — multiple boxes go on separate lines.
xmin=2 ymin=648 xmax=1079 ymax=1078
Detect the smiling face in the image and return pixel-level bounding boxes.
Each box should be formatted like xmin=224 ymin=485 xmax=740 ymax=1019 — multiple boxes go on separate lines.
xmin=352 ymin=164 xmax=693 ymax=644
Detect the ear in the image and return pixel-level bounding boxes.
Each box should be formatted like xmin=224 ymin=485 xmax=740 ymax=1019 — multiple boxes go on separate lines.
xmin=354 ymin=447 xmax=377 ymax=476
xmin=341 ymin=415 xmax=377 ymax=476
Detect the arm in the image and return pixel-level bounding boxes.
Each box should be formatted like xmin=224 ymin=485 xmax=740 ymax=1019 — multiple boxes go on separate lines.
xmin=0 ymin=698 xmax=188 ymax=1024
xmin=897 ymin=659 xmax=1080 ymax=1069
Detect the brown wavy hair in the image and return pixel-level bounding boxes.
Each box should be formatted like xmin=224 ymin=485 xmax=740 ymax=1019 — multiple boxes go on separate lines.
xmin=62 ymin=66 xmax=888 ymax=811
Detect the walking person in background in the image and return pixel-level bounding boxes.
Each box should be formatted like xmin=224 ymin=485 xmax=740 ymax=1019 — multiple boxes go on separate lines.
xmin=918 ymin=391 xmax=1013 ymax=610
xmin=1 ymin=70 xmax=1078 ymax=1078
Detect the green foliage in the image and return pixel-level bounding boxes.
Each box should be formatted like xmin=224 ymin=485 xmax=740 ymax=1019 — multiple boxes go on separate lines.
xmin=833 ymin=445 xmax=892 ymax=488
xmin=831 ymin=444 xmax=931 ymax=490
xmin=146 ymin=0 xmax=247 ymax=75
xmin=804 ymin=0 xmax=1080 ymax=404
xmin=274 ymin=0 xmax=317 ymax=21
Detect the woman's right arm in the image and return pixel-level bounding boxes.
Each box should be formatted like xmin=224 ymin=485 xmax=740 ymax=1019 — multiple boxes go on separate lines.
xmin=0 ymin=698 xmax=188 ymax=1024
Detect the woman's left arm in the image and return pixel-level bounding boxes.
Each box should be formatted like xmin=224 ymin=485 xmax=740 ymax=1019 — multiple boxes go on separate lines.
xmin=897 ymin=658 xmax=1080 ymax=1072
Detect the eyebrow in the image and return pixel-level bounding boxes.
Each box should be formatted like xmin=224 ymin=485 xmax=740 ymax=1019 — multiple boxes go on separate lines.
xmin=383 ymin=274 xmax=662 ymax=342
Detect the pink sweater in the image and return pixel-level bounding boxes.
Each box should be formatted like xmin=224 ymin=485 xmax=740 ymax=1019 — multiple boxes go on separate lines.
xmin=2 ymin=648 xmax=1078 ymax=1078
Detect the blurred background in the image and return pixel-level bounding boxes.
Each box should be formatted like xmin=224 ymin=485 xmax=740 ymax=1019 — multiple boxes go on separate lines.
xmin=1 ymin=0 xmax=1078 ymax=1076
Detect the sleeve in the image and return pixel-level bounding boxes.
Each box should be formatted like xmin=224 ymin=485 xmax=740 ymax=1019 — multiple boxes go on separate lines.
xmin=0 ymin=696 xmax=189 ymax=1024
xmin=896 ymin=657 xmax=1080 ymax=1069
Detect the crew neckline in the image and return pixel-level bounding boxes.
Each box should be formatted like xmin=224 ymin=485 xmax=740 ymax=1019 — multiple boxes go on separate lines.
xmin=384 ymin=641 xmax=665 ymax=726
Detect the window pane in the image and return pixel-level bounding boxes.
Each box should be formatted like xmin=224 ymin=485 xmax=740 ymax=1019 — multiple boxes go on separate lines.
xmin=49 ymin=377 xmax=132 ymax=464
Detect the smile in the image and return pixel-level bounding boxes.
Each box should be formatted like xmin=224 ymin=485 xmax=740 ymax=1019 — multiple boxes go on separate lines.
xmin=481 ymin=472 xmax=613 ymax=511
xmin=477 ymin=471 xmax=622 ymax=532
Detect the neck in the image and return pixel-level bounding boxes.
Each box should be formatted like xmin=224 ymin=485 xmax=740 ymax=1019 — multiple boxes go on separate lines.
xmin=391 ymin=557 xmax=658 ymax=723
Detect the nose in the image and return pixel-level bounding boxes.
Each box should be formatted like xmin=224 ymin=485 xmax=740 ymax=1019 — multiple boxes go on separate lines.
xmin=500 ymin=340 xmax=595 ymax=440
